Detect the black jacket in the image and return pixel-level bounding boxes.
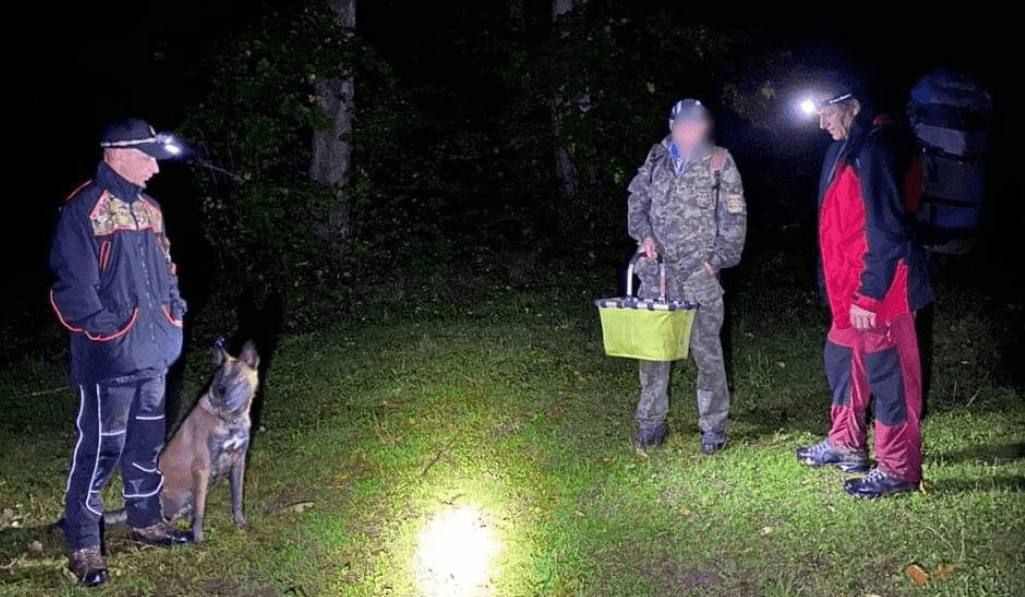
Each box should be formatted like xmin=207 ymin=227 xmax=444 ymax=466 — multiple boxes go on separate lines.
xmin=50 ymin=162 xmax=185 ymax=384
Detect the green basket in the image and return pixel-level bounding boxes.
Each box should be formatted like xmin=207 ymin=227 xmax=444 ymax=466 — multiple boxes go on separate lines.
xmin=594 ymin=254 xmax=698 ymax=361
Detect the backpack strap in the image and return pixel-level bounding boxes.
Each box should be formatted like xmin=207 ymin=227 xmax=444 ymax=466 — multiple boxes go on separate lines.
xmin=709 ymin=146 xmax=727 ymax=177
xmin=709 ymin=146 xmax=727 ymax=205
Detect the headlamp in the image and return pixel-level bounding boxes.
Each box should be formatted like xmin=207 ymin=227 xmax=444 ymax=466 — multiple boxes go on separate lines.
xmin=799 ymin=92 xmax=854 ymax=116
xmin=156 ymin=133 xmax=183 ymax=157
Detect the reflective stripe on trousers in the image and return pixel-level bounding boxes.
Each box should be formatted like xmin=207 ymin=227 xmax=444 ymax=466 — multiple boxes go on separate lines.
xmin=63 ymin=374 xmax=167 ymax=550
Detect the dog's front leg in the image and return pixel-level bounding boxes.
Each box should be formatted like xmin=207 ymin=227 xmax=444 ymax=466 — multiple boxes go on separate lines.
xmin=229 ymin=457 xmax=248 ymax=529
xmin=191 ymin=468 xmax=210 ymax=543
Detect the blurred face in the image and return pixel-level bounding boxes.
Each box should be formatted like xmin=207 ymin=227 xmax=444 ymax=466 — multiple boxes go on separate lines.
xmin=817 ymin=100 xmax=861 ymax=141
xmin=104 ymin=148 xmax=160 ymax=187
xmin=671 ymin=119 xmax=710 ymax=152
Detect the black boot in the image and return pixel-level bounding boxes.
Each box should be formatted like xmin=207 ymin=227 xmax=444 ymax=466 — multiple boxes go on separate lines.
xmin=633 ymin=423 xmax=667 ymax=448
xmin=128 ymin=521 xmax=194 ymax=546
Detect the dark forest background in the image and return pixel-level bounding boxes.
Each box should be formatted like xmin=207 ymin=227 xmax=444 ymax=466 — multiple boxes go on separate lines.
xmin=3 ymin=0 xmax=1020 ymax=374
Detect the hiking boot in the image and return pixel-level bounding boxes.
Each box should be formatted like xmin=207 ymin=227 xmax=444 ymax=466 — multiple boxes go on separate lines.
xmin=844 ymin=468 xmax=919 ymax=499
xmin=796 ymin=438 xmax=869 ymax=472
xmin=633 ymin=423 xmax=667 ymax=448
xmin=127 ymin=521 xmax=194 ymax=546
xmin=69 ymin=547 xmax=108 ymax=587
xmin=700 ymin=430 xmax=727 ymax=455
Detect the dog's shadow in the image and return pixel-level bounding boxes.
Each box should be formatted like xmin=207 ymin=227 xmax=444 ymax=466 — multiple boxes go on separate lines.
xmin=231 ymin=287 xmax=284 ymax=442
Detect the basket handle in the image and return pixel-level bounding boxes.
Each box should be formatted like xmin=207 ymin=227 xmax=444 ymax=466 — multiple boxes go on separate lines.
xmin=627 ymin=252 xmax=668 ymax=302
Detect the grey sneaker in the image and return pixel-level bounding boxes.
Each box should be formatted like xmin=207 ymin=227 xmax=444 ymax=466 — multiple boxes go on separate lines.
xmin=844 ymin=468 xmax=919 ymax=498
xmin=796 ymin=438 xmax=869 ymax=472
xmin=69 ymin=547 xmax=108 ymax=587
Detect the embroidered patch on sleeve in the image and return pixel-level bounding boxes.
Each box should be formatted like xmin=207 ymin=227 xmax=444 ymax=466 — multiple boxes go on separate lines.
xmin=727 ymin=195 xmax=745 ymax=214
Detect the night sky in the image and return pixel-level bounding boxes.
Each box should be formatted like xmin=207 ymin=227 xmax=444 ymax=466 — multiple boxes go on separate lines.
xmin=8 ymin=2 xmax=1018 ymax=299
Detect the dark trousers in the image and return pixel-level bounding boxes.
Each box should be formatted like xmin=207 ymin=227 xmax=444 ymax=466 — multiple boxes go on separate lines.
xmin=637 ymin=296 xmax=730 ymax=433
xmin=824 ymin=313 xmax=923 ymax=483
xmin=64 ymin=374 xmax=166 ymax=550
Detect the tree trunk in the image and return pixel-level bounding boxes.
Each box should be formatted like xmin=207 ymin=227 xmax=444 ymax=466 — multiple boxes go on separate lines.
xmin=551 ymin=0 xmax=577 ymax=199
xmin=310 ymin=0 xmax=356 ymax=248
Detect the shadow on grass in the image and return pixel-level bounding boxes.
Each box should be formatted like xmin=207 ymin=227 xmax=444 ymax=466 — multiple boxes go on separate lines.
xmin=931 ymin=442 xmax=1025 ymax=465
xmin=930 ymin=474 xmax=1025 ymax=493
xmin=0 ymin=522 xmax=68 ymax=585
xmin=233 ymin=288 xmax=284 ymax=442
xmin=730 ymin=406 xmax=830 ymax=442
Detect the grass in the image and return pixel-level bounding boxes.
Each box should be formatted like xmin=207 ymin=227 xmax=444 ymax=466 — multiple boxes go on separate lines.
xmin=1 ymin=239 xmax=1022 ymax=596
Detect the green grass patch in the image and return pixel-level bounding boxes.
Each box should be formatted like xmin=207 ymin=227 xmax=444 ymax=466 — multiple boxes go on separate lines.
xmin=1 ymin=250 xmax=1022 ymax=596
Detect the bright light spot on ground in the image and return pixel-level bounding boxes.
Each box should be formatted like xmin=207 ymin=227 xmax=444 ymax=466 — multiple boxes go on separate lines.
xmin=414 ymin=504 xmax=501 ymax=597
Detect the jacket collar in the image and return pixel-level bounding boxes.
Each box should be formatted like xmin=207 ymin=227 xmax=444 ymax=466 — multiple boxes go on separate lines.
xmin=666 ymin=137 xmax=712 ymax=174
xmin=96 ymin=161 xmax=144 ymax=203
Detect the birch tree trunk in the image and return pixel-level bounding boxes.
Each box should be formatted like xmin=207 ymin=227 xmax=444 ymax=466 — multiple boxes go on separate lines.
xmin=310 ymin=0 xmax=356 ymax=248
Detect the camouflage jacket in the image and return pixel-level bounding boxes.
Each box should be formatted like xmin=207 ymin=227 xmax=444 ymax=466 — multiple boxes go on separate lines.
xmin=627 ymin=137 xmax=747 ymax=302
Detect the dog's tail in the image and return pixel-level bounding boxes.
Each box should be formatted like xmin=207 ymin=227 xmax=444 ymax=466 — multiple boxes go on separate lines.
xmin=102 ymin=508 xmax=128 ymax=526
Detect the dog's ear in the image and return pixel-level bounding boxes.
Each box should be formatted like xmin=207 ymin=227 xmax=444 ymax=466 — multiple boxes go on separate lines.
xmin=213 ymin=337 xmax=229 ymax=368
xmin=240 ymin=341 xmax=260 ymax=370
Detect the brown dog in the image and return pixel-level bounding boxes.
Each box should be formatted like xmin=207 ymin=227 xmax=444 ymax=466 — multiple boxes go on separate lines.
xmin=158 ymin=339 xmax=260 ymax=543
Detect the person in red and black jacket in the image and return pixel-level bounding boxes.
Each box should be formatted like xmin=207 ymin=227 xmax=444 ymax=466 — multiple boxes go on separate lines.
xmin=796 ymin=82 xmax=934 ymax=499
xmin=50 ymin=120 xmax=194 ymax=587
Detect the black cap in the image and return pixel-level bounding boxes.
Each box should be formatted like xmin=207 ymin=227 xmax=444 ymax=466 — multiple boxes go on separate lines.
xmin=99 ymin=119 xmax=180 ymax=160
xmin=818 ymin=72 xmax=864 ymax=106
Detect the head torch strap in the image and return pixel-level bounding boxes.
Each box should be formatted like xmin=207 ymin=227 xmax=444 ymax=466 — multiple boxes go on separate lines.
xmin=826 ymin=92 xmax=854 ymax=106
xmin=100 ymin=137 xmax=159 ymax=148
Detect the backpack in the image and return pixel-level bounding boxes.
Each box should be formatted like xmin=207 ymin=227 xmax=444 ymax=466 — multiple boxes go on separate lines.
xmin=905 ymin=69 xmax=993 ymax=254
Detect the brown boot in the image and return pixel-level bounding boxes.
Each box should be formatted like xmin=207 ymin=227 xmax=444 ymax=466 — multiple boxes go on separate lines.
xmin=69 ymin=547 xmax=108 ymax=587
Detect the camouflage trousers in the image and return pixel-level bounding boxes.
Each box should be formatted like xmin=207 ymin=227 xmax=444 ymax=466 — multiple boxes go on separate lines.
xmin=636 ymin=296 xmax=729 ymax=433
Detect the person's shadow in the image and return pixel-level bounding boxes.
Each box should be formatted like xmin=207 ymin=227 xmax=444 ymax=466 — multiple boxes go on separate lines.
xmin=0 ymin=523 xmax=70 ymax=586
xmin=927 ymin=442 xmax=1025 ymax=493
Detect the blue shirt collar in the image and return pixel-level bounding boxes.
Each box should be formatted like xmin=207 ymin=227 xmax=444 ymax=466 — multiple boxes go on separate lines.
xmin=668 ymin=139 xmax=712 ymax=174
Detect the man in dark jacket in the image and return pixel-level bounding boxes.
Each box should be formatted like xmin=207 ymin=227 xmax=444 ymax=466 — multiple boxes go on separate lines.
xmin=795 ymin=82 xmax=934 ymax=498
xmin=51 ymin=120 xmax=193 ymax=586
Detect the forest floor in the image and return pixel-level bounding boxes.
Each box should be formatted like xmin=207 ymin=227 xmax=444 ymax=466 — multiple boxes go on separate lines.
xmin=1 ymin=231 xmax=1023 ymax=596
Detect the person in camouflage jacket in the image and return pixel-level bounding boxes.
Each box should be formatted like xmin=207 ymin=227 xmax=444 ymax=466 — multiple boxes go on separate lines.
xmin=626 ymin=99 xmax=747 ymax=454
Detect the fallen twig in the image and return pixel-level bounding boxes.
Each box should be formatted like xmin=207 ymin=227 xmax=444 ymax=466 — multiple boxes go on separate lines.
xmin=7 ymin=387 xmax=68 ymax=399
xmin=964 ymin=372 xmax=990 ymax=408
xmin=422 ymin=436 xmax=458 ymax=477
